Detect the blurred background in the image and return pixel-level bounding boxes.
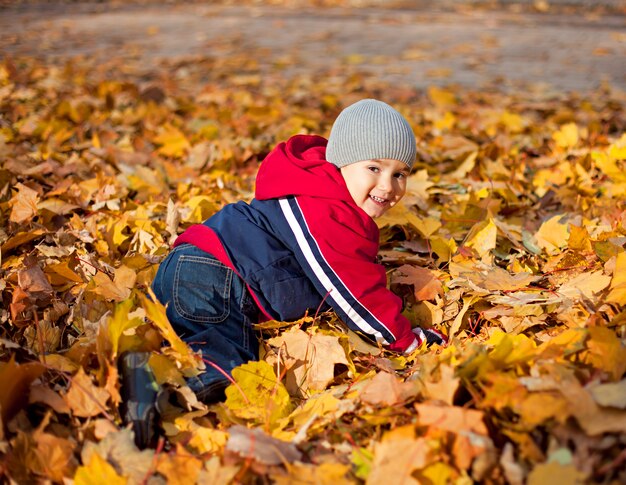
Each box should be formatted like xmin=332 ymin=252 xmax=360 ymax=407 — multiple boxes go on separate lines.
xmin=1 ymin=0 xmax=625 ymax=93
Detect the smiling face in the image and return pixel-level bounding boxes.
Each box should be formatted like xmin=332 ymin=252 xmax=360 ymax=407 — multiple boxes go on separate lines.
xmin=340 ymin=158 xmax=409 ymax=219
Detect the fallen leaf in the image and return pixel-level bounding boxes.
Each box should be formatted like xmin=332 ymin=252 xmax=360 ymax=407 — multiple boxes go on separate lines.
xmin=367 ymin=425 xmax=431 ymax=484
xmin=0 ymin=358 xmax=45 ymax=429
xmin=64 ymin=368 xmax=110 ymax=418
xmin=606 ymin=251 xmax=626 ymax=304
xmin=465 ymin=218 xmax=497 ymax=260
xmin=359 ymin=371 xmax=419 ymax=407
xmin=226 ymin=425 xmax=302 ymax=465
xmin=534 ymin=215 xmax=570 ymax=255
xmin=9 ymin=182 xmax=39 ymax=224
xmin=74 ymin=452 xmax=127 ymax=485
xmin=156 ymin=444 xmax=203 ymax=485
xmin=392 ymin=264 xmax=443 ymax=301
xmin=552 ymin=123 xmax=579 ymax=149
xmin=224 ymin=360 xmax=293 ymax=427
xmin=527 ymin=461 xmax=586 ymax=485
xmin=589 ymin=379 xmax=626 ymax=409
xmin=267 ymin=327 xmax=350 ymax=396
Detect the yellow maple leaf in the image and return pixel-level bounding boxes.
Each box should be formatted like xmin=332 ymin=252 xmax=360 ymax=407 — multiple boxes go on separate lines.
xmin=427 ymin=86 xmax=456 ymax=107
xmin=224 ymin=360 xmax=292 ymax=428
xmin=465 ymin=218 xmax=497 ymax=259
xmin=552 ymin=122 xmax=579 ymax=149
xmin=156 ymin=445 xmax=203 ymax=485
xmin=139 ymin=289 xmax=203 ymax=376
xmin=91 ymin=266 xmax=136 ymax=302
xmin=433 ymin=111 xmax=456 ymax=131
xmin=153 ymin=124 xmax=190 ymax=158
xmin=534 ymin=215 xmax=570 ymax=255
xmin=607 ymin=251 xmax=626 ymax=305
xmin=101 ymin=299 xmax=142 ymax=359
xmin=376 ymin=202 xmax=441 ymax=238
xmin=500 ymin=110 xmax=525 ymax=133
xmin=584 ymin=326 xmax=626 ymax=381
xmin=277 ymin=462 xmax=352 ymax=485
xmin=187 ymin=426 xmax=228 ymax=454
xmin=74 ymin=453 xmax=127 ymax=485
xmin=514 ymin=392 xmax=570 ymax=427
xmin=608 ymin=133 xmax=626 ymax=160
xmin=487 ymin=331 xmax=537 ymax=367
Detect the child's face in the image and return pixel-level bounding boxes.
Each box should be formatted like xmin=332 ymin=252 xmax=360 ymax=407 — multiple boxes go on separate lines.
xmin=340 ymin=158 xmax=409 ymax=218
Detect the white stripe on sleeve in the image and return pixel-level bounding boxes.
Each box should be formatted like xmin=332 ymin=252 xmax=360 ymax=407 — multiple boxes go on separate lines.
xmin=279 ymin=198 xmax=390 ymax=345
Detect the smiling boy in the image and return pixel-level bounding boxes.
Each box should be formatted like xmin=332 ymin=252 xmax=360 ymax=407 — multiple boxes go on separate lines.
xmin=150 ymin=99 xmax=446 ymax=405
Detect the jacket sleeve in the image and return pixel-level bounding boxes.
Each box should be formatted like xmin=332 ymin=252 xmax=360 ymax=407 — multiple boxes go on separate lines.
xmin=278 ymin=196 xmax=417 ymax=352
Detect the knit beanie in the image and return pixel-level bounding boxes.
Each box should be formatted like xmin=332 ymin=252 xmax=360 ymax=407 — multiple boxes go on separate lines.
xmin=326 ymin=99 xmax=416 ymax=169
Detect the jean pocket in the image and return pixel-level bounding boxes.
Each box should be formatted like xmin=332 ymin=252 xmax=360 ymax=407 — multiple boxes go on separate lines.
xmin=173 ymin=255 xmax=233 ymax=323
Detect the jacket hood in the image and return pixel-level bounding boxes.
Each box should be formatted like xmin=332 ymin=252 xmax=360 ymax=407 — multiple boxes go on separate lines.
xmin=255 ymin=135 xmax=353 ymax=202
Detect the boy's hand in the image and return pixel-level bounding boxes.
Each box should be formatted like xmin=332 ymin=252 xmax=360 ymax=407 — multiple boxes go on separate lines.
xmin=404 ymin=327 xmax=448 ymax=353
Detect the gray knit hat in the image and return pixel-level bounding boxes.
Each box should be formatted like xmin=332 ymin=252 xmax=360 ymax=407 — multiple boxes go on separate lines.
xmin=326 ymin=99 xmax=416 ymax=169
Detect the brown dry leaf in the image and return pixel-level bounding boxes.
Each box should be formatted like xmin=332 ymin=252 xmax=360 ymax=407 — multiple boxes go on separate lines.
xmin=514 ymin=392 xmax=570 ymax=427
xmin=359 ymin=371 xmax=419 ymax=407
xmin=589 ymin=379 xmax=626 ymax=409
xmin=29 ymin=384 xmax=71 ymax=414
xmin=64 ymin=368 xmax=110 ymax=418
xmin=275 ymin=462 xmax=352 ymax=485
xmin=0 ymin=358 xmax=45 ymax=429
xmin=367 ymin=425 xmax=431 ymax=484
xmin=18 ymin=264 xmax=53 ymax=296
xmin=29 ymin=424 xmax=78 ymax=482
xmin=558 ymin=271 xmax=611 ymax=301
xmin=198 ymin=456 xmax=239 ymax=484
xmin=91 ymin=266 xmax=137 ymax=302
xmin=81 ymin=428 xmax=154 ymax=483
xmin=527 ymin=461 xmax=586 ymax=485
xmin=156 ymin=445 xmax=203 ymax=485
xmin=422 ymin=364 xmax=459 ymax=405
xmin=606 ymin=251 xmax=626 ymax=304
xmin=9 ymin=182 xmax=39 ymax=224
xmin=470 ymin=266 xmax=539 ymax=291
xmin=552 ymin=367 xmax=626 ymax=436
xmin=267 ymin=327 xmax=350 ymax=396
xmin=392 ymin=264 xmax=443 ymax=301
xmin=583 ymin=326 xmax=626 ymax=381
xmin=415 ymin=403 xmax=488 ymax=435
xmin=226 ymin=425 xmax=302 ymax=465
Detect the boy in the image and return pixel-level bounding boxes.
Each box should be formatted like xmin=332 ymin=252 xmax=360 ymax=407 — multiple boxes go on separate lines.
xmin=122 ymin=99 xmax=445 ymax=445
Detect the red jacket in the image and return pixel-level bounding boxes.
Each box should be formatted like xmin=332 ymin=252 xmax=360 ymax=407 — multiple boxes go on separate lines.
xmin=175 ymin=135 xmax=416 ymax=352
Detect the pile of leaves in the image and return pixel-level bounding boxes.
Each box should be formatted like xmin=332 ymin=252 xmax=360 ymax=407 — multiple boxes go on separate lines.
xmin=0 ymin=51 xmax=625 ymax=484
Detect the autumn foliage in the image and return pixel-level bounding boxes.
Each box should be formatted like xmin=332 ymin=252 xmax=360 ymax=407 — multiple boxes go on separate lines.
xmin=0 ymin=48 xmax=625 ymax=484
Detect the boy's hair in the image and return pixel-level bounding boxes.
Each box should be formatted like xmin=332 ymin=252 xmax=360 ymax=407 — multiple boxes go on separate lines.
xmin=326 ymin=99 xmax=416 ymax=169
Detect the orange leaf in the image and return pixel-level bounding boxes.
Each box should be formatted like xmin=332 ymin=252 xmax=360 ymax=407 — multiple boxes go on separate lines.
xmin=9 ymin=182 xmax=39 ymax=224
xmin=392 ymin=264 xmax=443 ymax=301
xmin=64 ymin=368 xmax=110 ymax=418
xmin=0 ymin=357 xmax=45 ymax=428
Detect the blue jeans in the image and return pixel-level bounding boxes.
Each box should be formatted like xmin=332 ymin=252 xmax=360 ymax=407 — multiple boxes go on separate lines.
xmin=151 ymin=243 xmax=259 ymax=401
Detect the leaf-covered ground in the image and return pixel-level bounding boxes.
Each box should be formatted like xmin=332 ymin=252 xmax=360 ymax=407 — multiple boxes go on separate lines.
xmin=0 ymin=39 xmax=625 ymax=484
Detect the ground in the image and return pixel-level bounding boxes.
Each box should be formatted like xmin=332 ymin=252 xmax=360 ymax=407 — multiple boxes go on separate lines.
xmin=1 ymin=1 xmax=625 ymax=92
